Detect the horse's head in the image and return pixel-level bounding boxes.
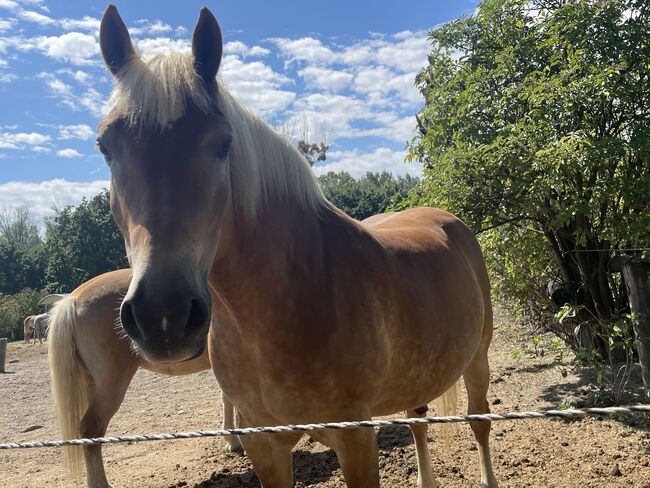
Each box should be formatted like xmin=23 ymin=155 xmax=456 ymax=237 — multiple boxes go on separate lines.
xmin=98 ymin=5 xmax=231 ymax=362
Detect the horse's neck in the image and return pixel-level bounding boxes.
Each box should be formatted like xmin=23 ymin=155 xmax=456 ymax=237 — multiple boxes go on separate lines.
xmin=210 ymin=201 xmax=355 ymax=311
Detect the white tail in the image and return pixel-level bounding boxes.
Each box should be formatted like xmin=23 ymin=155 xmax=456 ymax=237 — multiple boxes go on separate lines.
xmin=48 ymin=296 xmax=88 ymax=483
xmin=433 ymin=381 xmax=458 ymax=441
xmin=434 ymin=381 xmax=458 ymax=417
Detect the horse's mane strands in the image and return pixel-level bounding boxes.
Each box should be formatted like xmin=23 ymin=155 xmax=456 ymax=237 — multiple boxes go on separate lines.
xmin=108 ymin=52 xmax=216 ymax=130
xmin=108 ymin=52 xmax=325 ymax=220
xmin=216 ymin=87 xmax=325 ymax=221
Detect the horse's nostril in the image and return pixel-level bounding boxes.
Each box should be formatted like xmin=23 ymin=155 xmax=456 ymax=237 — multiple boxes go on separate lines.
xmin=120 ymin=301 xmax=143 ymax=341
xmin=185 ymin=298 xmax=209 ymax=338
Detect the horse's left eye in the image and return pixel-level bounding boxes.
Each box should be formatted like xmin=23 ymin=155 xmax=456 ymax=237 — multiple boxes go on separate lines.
xmin=216 ymin=137 xmax=232 ymax=160
xmin=96 ymin=139 xmax=112 ymax=163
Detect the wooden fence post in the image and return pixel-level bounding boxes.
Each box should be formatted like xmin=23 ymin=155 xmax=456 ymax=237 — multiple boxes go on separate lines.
xmin=621 ymin=258 xmax=650 ymax=398
xmin=0 ymin=338 xmax=7 ymax=374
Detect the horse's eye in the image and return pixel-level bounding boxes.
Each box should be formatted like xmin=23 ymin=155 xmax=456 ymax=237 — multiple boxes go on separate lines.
xmin=96 ymin=139 xmax=112 ymax=163
xmin=216 ymin=137 xmax=232 ymax=160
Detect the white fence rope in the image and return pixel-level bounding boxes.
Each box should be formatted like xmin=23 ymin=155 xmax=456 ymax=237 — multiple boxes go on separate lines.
xmin=1 ymin=404 xmax=648 ymax=450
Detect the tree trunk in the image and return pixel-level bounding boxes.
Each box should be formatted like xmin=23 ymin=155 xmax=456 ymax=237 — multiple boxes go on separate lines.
xmin=621 ymin=259 xmax=650 ymax=398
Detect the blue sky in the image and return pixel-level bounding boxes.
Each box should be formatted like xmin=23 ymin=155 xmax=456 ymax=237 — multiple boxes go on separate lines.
xmin=0 ymin=0 xmax=478 ymax=223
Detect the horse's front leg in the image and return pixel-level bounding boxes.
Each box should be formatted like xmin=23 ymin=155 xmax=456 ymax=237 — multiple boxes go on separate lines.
xmin=221 ymin=392 xmax=244 ymax=453
xmin=314 ymin=421 xmax=380 ymax=488
xmin=237 ymin=412 xmax=301 ymax=487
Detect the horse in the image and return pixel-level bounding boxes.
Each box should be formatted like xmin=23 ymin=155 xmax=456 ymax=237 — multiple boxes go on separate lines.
xmin=48 ymin=268 xmax=242 ymax=488
xmin=96 ymin=5 xmax=498 ymax=487
xmin=32 ymin=312 xmax=49 ymax=344
xmin=23 ymin=315 xmax=35 ymax=343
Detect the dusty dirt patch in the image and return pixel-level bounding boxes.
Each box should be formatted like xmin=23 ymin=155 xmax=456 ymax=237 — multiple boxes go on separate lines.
xmin=1 ymin=310 xmax=649 ymax=487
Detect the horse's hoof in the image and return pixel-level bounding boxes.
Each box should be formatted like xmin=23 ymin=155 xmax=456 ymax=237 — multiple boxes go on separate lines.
xmin=225 ymin=441 xmax=245 ymax=455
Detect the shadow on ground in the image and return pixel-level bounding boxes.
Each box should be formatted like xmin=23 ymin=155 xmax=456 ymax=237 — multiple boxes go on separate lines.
xmin=539 ymin=361 xmax=650 ymax=431
xmin=190 ymin=425 xmax=416 ymax=487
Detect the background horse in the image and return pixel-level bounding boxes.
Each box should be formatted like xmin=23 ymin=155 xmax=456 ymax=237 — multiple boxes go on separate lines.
xmin=48 ymin=268 xmax=242 ymax=488
xmin=32 ymin=313 xmax=49 ymax=344
xmin=98 ymin=6 xmax=498 ymax=487
xmin=23 ymin=315 xmax=35 ymax=343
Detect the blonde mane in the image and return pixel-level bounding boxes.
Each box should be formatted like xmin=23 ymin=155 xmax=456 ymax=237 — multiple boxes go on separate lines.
xmin=107 ymin=52 xmax=325 ymax=221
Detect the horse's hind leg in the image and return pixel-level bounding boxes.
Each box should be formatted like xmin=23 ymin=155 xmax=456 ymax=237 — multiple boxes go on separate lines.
xmin=407 ymin=407 xmax=438 ymax=488
xmin=80 ymin=370 xmax=135 ymax=488
xmin=463 ymin=348 xmax=498 ymax=488
xmin=221 ymin=392 xmax=243 ymax=453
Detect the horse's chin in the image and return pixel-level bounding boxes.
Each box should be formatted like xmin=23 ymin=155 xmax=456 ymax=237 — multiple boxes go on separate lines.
xmin=128 ymin=338 xmax=206 ymax=364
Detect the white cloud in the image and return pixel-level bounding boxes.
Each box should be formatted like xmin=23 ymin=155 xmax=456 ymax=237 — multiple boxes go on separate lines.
xmin=35 ymin=32 xmax=98 ymax=65
xmin=290 ymin=93 xmax=370 ymax=137
xmin=18 ymin=9 xmax=54 ymax=25
xmin=58 ymin=16 xmax=99 ymax=32
xmin=341 ymin=31 xmax=430 ymax=72
xmin=270 ymin=37 xmax=337 ymax=66
xmin=0 ymin=179 xmax=108 ymax=224
xmin=39 ymin=73 xmax=106 ymax=116
xmin=0 ymin=72 xmax=16 ymax=82
xmin=58 ymin=124 xmax=94 ymax=140
xmin=56 ymin=68 xmax=92 ymax=85
xmin=376 ymin=32 xmax=430 ymax=72
xmin=131 ymin=19 xmax=172 ymax=36
xmin=0 ymin=131 xmax=51 ymax=149
xmin=224 ymin=41 xmax=270 ymax=58
xmin=44 ymin=76 xmax=73 ymax=95
xmin=0 ymin=0 xmax=19 ymax=11
xmin=0 ymin=18 xmax=14 ymax=32
xmin=353 ymin=66 xmax=420 ymax=106
xmin=297 ymin=66 xmax=353 ymax=92
xmin=221 ymin=55 xmax=295 ymax=117
xmin=314 ymin=147 xmax=419 ymax=178
xmin=57 ymin=148 xmax=81 ymax=158
xmin=135 ymin=37 xmax=190 ymax=54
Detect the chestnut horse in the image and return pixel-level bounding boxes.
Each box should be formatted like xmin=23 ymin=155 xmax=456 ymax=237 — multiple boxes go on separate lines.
xmin=48 ymin=269 xmax=242 ymax=488
xmin=97 ymin=5 xmax=498 ymax=487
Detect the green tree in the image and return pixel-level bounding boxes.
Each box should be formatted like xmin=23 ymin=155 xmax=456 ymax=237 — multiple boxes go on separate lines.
xmin=0 ymin=288 xmax=46 ymax=340
xmin=44 ymin=190 xmax=128 ymax=292
xmin=0 ymin=206 xmax=45 ymax=294
xmin=0 ymin=206 xmax=41 ymax=248
xmin=318 ymin=171 xmax=419 ymax=220
xmin=0 ymin=241 xmax=45 ymax=294
xmin=408 ymin=0 xmax=650 ymax=356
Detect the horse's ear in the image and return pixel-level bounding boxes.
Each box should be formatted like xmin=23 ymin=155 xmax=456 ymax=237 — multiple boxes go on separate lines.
xmin=100 ymin=4 xmax=137 ymax=76
xmin=192 ymin=7 xmax=223 ymax=86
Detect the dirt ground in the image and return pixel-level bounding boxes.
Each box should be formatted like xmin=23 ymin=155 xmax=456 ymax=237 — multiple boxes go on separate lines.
xmin=1 ymin=309 xmax=649 ymax=488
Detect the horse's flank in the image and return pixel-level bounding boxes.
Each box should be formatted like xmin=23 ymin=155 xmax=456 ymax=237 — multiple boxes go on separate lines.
xmin=211 ymin=204 xmax=491 ymax=420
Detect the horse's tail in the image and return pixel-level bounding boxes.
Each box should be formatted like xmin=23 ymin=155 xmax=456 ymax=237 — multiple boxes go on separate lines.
xmin=48 ymin=296 xmax=87 ymax=483
xmin=434 ymin=381 xmax=458 ymax=418
xmin=433 ymin=382 xmax=458 ymax=442
xmin=434 ymin=382 xmax=458 ymax=418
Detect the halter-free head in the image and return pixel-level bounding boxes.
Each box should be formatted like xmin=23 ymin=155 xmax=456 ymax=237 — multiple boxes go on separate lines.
xmin=98 ymin=5 xmax=231 ymax=362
